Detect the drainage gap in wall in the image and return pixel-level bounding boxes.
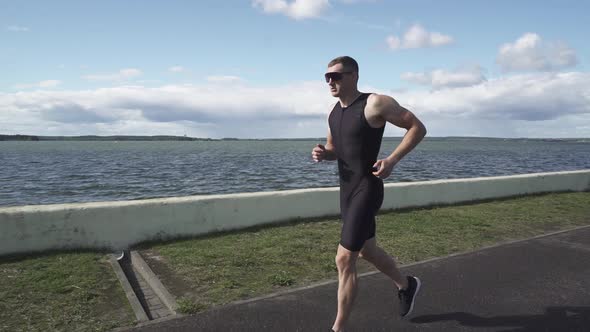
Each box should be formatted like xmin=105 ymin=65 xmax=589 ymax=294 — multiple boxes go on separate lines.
xmin=113 ymin=250 xmax=176 ymax=321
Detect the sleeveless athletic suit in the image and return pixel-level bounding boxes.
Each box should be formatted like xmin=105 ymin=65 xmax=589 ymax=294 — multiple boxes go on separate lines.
xmin=328 ymin=93 xmax=385 ymax=252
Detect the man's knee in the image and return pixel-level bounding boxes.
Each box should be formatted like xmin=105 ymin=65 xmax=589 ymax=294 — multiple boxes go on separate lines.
xmin=359 ymin=239 xmax=377 ymax=261
xmin=358 ymin=247 xmax=374 ymax=261
xmin=358 ymin=248 xmax=369 ymax=260
xmin=335 ymin=247 xmax=358 ymax=272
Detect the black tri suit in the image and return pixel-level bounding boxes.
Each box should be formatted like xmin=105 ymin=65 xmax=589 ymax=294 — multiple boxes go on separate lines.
xmin=328 ymin=93 xmax=385 ymax=252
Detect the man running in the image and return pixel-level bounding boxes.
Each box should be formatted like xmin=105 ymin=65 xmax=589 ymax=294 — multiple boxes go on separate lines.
xmin=311 ymin=56 xmax=427 ymax=332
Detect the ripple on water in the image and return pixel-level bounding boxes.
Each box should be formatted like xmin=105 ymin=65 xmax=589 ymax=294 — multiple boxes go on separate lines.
xmin=0 ymin=139 xmax=588 ymax=206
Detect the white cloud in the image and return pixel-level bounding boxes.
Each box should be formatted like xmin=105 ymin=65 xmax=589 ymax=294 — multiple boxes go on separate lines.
xmin=497 ymin=33 xmax=577 ymax=72
xmin=206 ymin=75 xmax=244 ymax=83
xmin=39 ymin=80 xmax=61 ymax=88
xmin=14 ymin=80 xmax=62 ymax=90
xmin=1 ymin=72 xmax=589 ymax=138
xmin=83 ymin=68 xmax=142 ymax=81
xmin=135 ymin=80 xmax=162 ymax=84
xmin=0 ymin=81 xmax=332 ymax=138
xmin=386 ymin=24 xmax=453 ymax=50
xmin=396 ymin=72 xmax=590 ymax=124
xmin=169 ymin=66 xmax=185 ymax=73
xmin=6 ymin=25 xmax=29 ymax=32
xmin=401 ymin=66 xmax=486 ymax=89
xmin=252 ymin=0 xmax=330 ymax=20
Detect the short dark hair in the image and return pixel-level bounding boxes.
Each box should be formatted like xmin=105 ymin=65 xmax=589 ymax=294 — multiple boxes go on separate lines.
xmin=328 ymin=56 xmax=359 ymax=73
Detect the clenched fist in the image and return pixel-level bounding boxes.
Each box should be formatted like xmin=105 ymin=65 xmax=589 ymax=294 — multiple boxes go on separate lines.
xmin=312 ymin=144 xmax=327 ymax=162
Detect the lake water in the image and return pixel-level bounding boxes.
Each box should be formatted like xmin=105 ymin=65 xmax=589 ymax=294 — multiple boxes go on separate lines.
xmin=0 ymin=137 xmax=588 ymax=207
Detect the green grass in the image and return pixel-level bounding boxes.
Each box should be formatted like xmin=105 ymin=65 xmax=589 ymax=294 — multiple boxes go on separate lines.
xmin=1 ymin=192 xmax=587 ymax=331
xmin=140 ymin=192 xmax=590 ymax=313
xmin=176 ymin=296 xmax=207 ymax=315
xmin=0 ymin=252 xmax=136 ymax=332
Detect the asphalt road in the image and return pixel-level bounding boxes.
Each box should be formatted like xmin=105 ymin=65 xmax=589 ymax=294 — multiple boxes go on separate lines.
xmin=126 ymin=225 xmax=590 ymax=332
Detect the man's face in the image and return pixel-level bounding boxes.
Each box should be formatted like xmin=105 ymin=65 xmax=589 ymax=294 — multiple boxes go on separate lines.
xmin=325 ymin=63 xmax=355 ymax=97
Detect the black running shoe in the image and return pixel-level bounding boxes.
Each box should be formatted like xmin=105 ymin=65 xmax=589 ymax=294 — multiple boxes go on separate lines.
xmin=398 ymin=276 xmax=421 ymax=317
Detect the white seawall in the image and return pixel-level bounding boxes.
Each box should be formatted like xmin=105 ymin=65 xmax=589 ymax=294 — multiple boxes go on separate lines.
xmin=1 ymin=170 xmax=589 ymax=256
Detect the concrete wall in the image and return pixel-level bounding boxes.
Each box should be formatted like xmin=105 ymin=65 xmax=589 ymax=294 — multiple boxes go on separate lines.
xmin=1 ymin=170 xmax=589 ymax=256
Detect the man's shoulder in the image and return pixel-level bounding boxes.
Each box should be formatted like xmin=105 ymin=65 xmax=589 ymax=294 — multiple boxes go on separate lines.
xmin=366 ymin=93 xmax=395 ymax=110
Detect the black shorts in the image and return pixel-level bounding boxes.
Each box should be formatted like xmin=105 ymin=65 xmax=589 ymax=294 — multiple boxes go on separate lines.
xmin=339 ymin=176 xmax=384 ymax=252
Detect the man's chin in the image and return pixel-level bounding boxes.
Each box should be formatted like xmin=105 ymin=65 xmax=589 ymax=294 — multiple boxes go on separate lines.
xmin=330 ymin=90 xmax=339 ymax=97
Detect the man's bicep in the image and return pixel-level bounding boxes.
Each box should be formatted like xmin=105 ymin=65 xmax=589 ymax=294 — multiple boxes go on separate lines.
xmin=326 ymin=128 xmax=335 ymax=151
xmin=326 ymin=105 xmax=337 ymax=151
xmin=382 ymin=98 xmax=419 ymax=130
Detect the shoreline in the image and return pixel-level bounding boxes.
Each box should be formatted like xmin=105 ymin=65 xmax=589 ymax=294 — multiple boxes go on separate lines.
xmin=1 ymin=134 xmax=588 ymax=142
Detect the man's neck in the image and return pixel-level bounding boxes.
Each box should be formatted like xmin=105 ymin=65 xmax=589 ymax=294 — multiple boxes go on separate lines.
xmin=339 ymin=90 xmax=362 ymax=108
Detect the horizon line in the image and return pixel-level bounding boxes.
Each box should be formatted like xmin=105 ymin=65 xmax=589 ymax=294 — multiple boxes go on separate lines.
xmin=1 ymin=134 xmax=589 ymax=140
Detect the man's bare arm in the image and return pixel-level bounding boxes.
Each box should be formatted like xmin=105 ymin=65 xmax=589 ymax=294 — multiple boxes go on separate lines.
xmin=322 ymin=105 xmax=337 ymax=161
xmin=323 ymin=129 xmax=337 ymax=160
xmin=312 ymin=108 xmax=338 ymax=162
xmin=378 ymin=95 xmax=426 ymax=164
xmin=369 ymin=94 xmax=426 ymax=178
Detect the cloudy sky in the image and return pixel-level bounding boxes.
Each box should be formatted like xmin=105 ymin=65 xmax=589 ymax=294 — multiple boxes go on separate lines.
xmin=1 ymin=0 xmax=589 ymax=138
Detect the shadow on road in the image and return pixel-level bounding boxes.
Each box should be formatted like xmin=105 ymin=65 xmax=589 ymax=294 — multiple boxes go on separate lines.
xmin=411 ymin=306 xmax=590 ymax=331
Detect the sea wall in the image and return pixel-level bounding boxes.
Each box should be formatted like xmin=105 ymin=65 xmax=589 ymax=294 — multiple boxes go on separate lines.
xmin=1 ymin=170 xmax=589 ymax=256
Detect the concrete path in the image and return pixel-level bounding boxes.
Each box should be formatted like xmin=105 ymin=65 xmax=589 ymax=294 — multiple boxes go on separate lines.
xmin=125 ymin=226 xmax=590 ymax=332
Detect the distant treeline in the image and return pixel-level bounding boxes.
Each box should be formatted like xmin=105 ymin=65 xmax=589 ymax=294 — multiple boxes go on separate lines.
xmin=0 ymin=134 xmax=40 ymax=141
xmin=1 ymin=134 xmax=584 ymax=142
xmin=0 ymin=134 xmax=216 ymax=141
xmin=0 ymin=134 xmax=328 ymax=142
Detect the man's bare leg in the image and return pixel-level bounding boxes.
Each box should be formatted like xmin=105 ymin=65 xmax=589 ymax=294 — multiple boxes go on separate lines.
xmin=332 ymin=244 xmax=359 ymax=332
xmin=359 ymin=237 xmax=408 ymax=290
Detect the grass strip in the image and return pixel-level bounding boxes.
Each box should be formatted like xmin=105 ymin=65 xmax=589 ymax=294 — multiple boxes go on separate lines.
xmin=0 ymin=252 xmax=136 ymax=332
xmin=138 ymin=192 xmax=590 ymax=314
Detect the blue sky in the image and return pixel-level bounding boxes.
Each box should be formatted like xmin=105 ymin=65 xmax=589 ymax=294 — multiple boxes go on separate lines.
xmin=1 ymin=0 xmax=589 ymax=138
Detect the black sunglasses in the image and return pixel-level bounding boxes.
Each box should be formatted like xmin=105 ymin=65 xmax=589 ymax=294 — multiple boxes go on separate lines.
xmin=324 ymin=71 xmax=353 ymax=83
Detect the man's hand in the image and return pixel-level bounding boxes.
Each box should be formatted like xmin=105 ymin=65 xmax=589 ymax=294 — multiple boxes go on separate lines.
xmin=312 ymin=144 xmax=327 ymax=162
xmin=372 ymin=157 xmax=397 ymax=179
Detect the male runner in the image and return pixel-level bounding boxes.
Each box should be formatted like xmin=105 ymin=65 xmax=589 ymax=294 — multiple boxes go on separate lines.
xmin=311 ymin=56 xmax=427 ymax=332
